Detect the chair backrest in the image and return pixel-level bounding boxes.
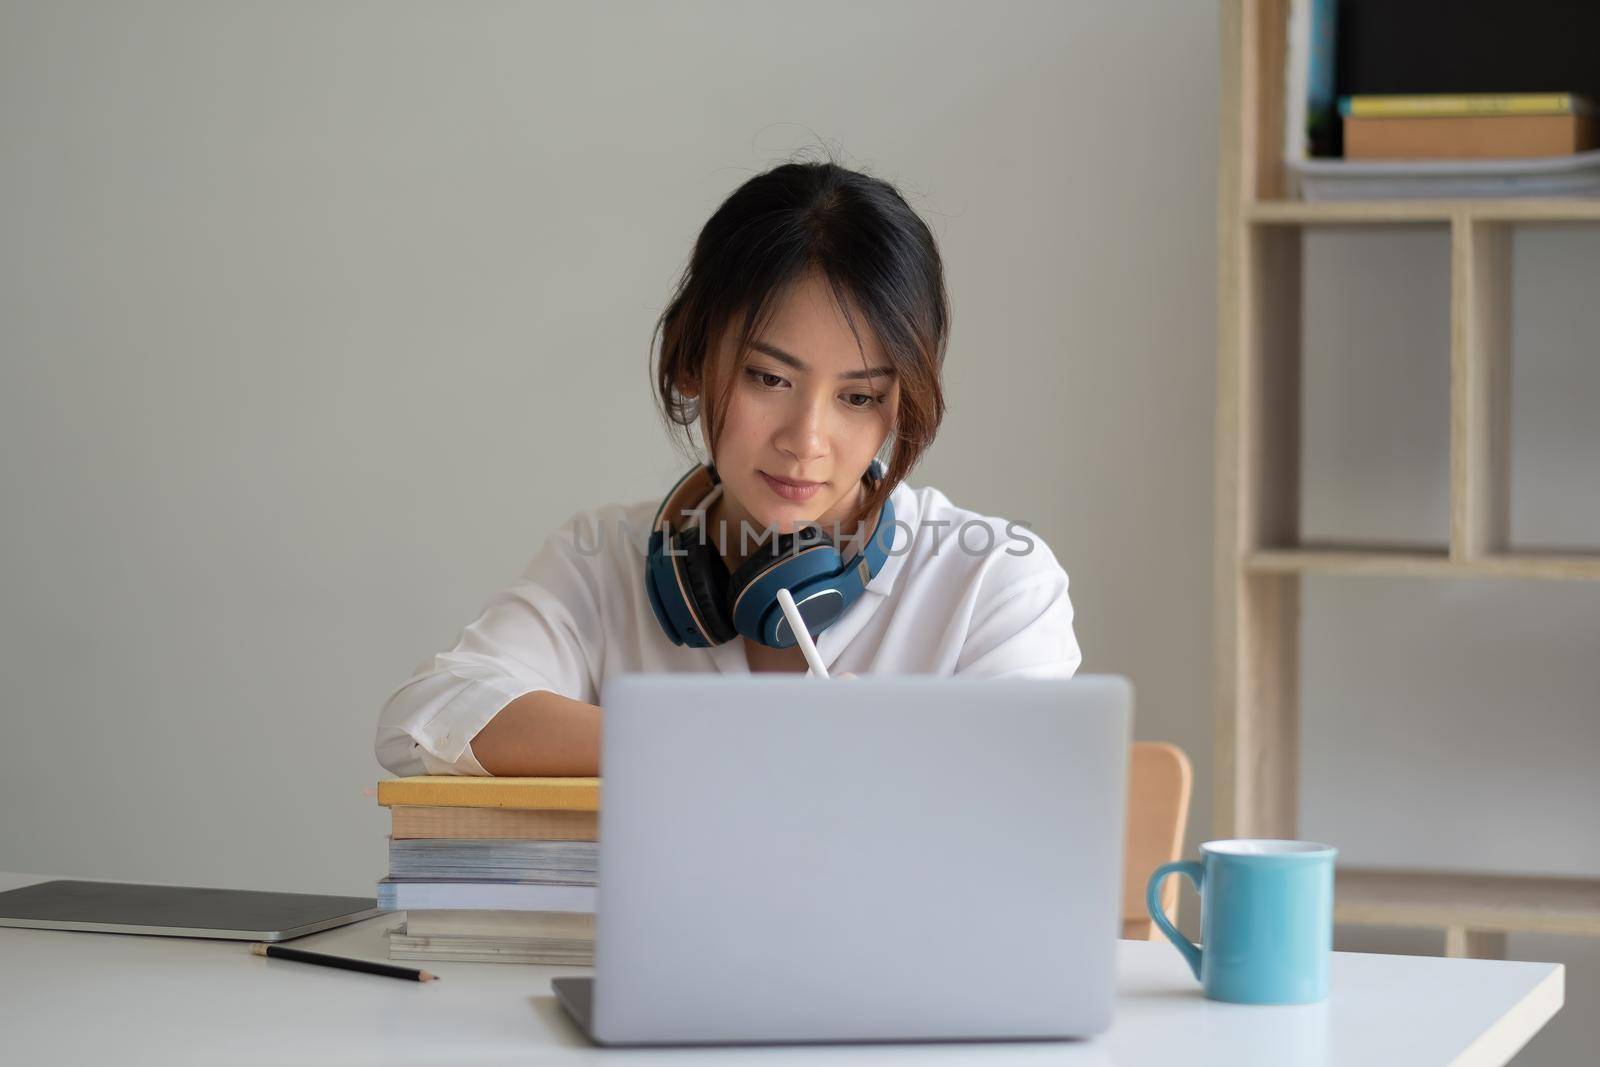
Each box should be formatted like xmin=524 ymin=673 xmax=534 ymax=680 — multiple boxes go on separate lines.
xmin=1121 ymin=741 xmax=1194 ymax=940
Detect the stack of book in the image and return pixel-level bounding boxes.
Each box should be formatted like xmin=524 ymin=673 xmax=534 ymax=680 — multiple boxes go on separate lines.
xmin=375 ymin=776 xmax=600 ymax=965
xmin=1295 ymin=92 xmax=1600 ymax=200
xmin=1341 ymin=92 xmax=1598 ymax=160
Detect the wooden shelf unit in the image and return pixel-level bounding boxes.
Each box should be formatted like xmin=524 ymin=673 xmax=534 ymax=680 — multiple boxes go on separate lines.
xmin=1337 ymin=868 xmax=1600 ymax=938
xmin=1337 ymin=867 xmax=1600 ymax=960
xmin=1247 ymin=548 xmax=1600 ymax=582
xmin=1215 ymin=0 xmax=1600 ymax=959
xmin=1250 ymin=200 xmax=1600 ymax=225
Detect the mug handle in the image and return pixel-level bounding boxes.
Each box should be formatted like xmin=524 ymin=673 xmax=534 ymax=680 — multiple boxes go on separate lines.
xmin=1146 ymin=860 xmax=1204 ymax=981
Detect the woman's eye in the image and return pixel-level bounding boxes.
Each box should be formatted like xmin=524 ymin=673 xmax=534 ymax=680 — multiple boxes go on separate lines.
xmin=745 ymin=367 xmax=879 ymax=409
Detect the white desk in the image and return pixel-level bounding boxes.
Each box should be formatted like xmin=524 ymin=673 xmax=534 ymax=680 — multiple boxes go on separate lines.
xmin=0 ymin=872 xmax=1562 ymax=1066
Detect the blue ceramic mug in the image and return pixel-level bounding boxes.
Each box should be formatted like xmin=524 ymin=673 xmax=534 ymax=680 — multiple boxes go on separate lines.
xmin=1146 ymin=839 xmax=1337 ymax=1004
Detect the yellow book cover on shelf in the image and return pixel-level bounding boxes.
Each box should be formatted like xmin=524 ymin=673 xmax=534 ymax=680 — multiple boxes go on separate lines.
xmin=376 ymin=775 xmax=601 ymax=811
xmin=1340 ymin=93 xmax=1594 ymax=119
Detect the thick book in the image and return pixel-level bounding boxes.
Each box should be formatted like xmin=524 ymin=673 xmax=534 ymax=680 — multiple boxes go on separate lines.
xmin=376 ymin=776 xmax=600 ymax=811
xmin=375 ymin=878 xmax=597 ymax=912
xmin=388 ymin=931 xmax=593 ymax=965
xmin=1345 ymin=114 xmax=1599 ymax=160
xmin=1340 ymin=93 xmax=1596 ymax=119
xmin=402 ymin=908 xmax=595 ymax=940
xmin=387 ymin=838 xmax=598 ymax=881
xmin=389 ymin=805 xmax=598 ymax=841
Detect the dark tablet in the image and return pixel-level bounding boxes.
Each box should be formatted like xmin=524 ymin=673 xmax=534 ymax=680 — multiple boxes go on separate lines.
xmin=0 ymin=879 xmax=385 ymax=941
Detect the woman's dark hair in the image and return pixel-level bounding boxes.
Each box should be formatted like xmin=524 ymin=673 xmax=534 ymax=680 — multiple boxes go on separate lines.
xmin=651 ymin=154 xmax=949 ymax=530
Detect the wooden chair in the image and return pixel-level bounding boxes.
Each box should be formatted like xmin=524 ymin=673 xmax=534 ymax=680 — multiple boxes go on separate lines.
xmin=1121 ymin=741 xmax=1194 ymax=941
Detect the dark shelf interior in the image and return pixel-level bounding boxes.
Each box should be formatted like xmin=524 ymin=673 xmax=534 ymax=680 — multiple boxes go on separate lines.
xmin=1337 ymin=0 xmax=1600 ymax=99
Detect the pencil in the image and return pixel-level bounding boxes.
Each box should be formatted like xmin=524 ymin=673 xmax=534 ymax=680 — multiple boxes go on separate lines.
xmin=250 ymin=942 xmax=438 ymax=982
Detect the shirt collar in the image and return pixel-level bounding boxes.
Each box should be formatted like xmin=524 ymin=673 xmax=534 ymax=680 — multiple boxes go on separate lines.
xmin=862 ymin=478 xmax=917 ymax=599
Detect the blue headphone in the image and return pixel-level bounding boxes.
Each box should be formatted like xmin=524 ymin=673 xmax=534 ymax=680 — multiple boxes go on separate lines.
xmin=644 ymin=458 xmax=897 ymax=649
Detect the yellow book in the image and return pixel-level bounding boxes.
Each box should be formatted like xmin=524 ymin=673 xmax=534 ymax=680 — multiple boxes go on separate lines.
xmin=389 ymin=805 xmax=599 ymax=840
xmin=376 ymin=775 xmax=601 ymax=811
xmin=1340 ymin=93 xmax=1593 ymax=119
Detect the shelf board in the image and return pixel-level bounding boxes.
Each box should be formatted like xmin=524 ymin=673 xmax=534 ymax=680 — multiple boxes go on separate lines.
xmin=1247 ymin=548 xmax=1600 ymax=581
xmin=1337 ymin=866 xmax=1600 ymax=937
xmin=1248 ymin=198 xmax=1600 ymax=225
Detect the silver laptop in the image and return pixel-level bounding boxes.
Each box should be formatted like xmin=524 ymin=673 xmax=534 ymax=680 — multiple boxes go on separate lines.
xmin=553 ymin=673 xmax=1131 ymax=1047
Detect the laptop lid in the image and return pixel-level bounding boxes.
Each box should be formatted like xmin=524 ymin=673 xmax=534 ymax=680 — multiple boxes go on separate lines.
xmin=588 ymin=673 xmax=1131 ymax=1046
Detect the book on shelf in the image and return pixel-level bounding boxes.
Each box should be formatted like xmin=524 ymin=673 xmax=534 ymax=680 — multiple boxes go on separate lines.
xmin=375 ymin=775 xmax=602 ymax=965
xmin=1291 ymin=90 xmax=1600 ymax=197
xmin=1283 ymin=0 xmax=1339 ymax=168
xmin=1339 ymin=93 xmax=1599 ymax=161
xmin=1339 ymin=93 xmax=1597 ymax=119
xmin=1344 ymin=113 xmax=1598 ymax=160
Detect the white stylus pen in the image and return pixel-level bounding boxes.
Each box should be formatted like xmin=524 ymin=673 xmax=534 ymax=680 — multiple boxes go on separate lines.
xmin=776 ymin=587 xmax=829 ymax=679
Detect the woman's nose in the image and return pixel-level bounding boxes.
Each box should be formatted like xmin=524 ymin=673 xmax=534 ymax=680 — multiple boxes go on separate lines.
xmin=774 ymin=390 xmax=829 ymax=462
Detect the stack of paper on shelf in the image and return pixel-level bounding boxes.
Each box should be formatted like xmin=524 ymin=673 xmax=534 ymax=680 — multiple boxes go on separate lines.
xmin=376 ymin=776 xmax=600 ymax=965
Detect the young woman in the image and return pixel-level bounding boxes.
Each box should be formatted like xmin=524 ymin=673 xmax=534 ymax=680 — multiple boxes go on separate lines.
xmin=375 ymin=158 xmax=1082 ymax=778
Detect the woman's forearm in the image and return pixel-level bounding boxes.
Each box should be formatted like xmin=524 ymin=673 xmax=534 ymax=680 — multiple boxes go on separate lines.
xmin=469 ymin=689 xmax=602 ymax=776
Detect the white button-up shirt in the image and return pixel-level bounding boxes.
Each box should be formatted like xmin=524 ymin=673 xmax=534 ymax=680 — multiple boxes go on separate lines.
xmin=375 ymin=479 xmax=1083 ymax=776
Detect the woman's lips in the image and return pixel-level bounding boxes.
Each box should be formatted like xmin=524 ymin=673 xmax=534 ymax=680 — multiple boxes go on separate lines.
xmin=759 ymin=470 xmax=824 ymax=502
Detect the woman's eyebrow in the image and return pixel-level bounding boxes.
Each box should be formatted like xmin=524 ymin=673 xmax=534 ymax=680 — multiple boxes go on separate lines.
xmin=749 ymin=341 xmax=896 ymax=381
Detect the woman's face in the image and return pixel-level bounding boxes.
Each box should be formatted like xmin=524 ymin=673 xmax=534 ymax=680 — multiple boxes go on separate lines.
xmin=698 ymin=271 xmax=899 ymax=542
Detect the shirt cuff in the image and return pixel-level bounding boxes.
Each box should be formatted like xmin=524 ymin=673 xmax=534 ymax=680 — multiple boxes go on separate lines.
xmin=411 ymin=675 xmax=541 ymax=776
xmin=416 ymin=741 xmax=491 ymax=777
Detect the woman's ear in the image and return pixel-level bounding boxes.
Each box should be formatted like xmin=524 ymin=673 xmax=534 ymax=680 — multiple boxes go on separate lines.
xmin=677 ymin=372 xmax=700 ymax=400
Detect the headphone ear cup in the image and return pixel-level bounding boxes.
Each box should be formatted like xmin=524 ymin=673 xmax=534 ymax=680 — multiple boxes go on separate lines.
xmin=674 ymin=530 xmax=738 ymax=645
xmin=728 ymin=531 xmax=788 ymax=596
xmin=727 ymin=526 xmax=844 ymax=647
xmin=727 ymin=526 xmax=835 ymax=594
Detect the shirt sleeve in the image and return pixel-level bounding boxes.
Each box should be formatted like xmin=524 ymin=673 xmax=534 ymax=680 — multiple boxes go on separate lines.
xmin=953 ymin=530 xmax=1083 ymax=680
xmin=374 ymin=511 xmax=605 ymax=777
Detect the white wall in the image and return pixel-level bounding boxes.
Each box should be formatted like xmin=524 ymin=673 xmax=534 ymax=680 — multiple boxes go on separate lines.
xmin=0 ymin=1 xmax=1217 ymax=895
